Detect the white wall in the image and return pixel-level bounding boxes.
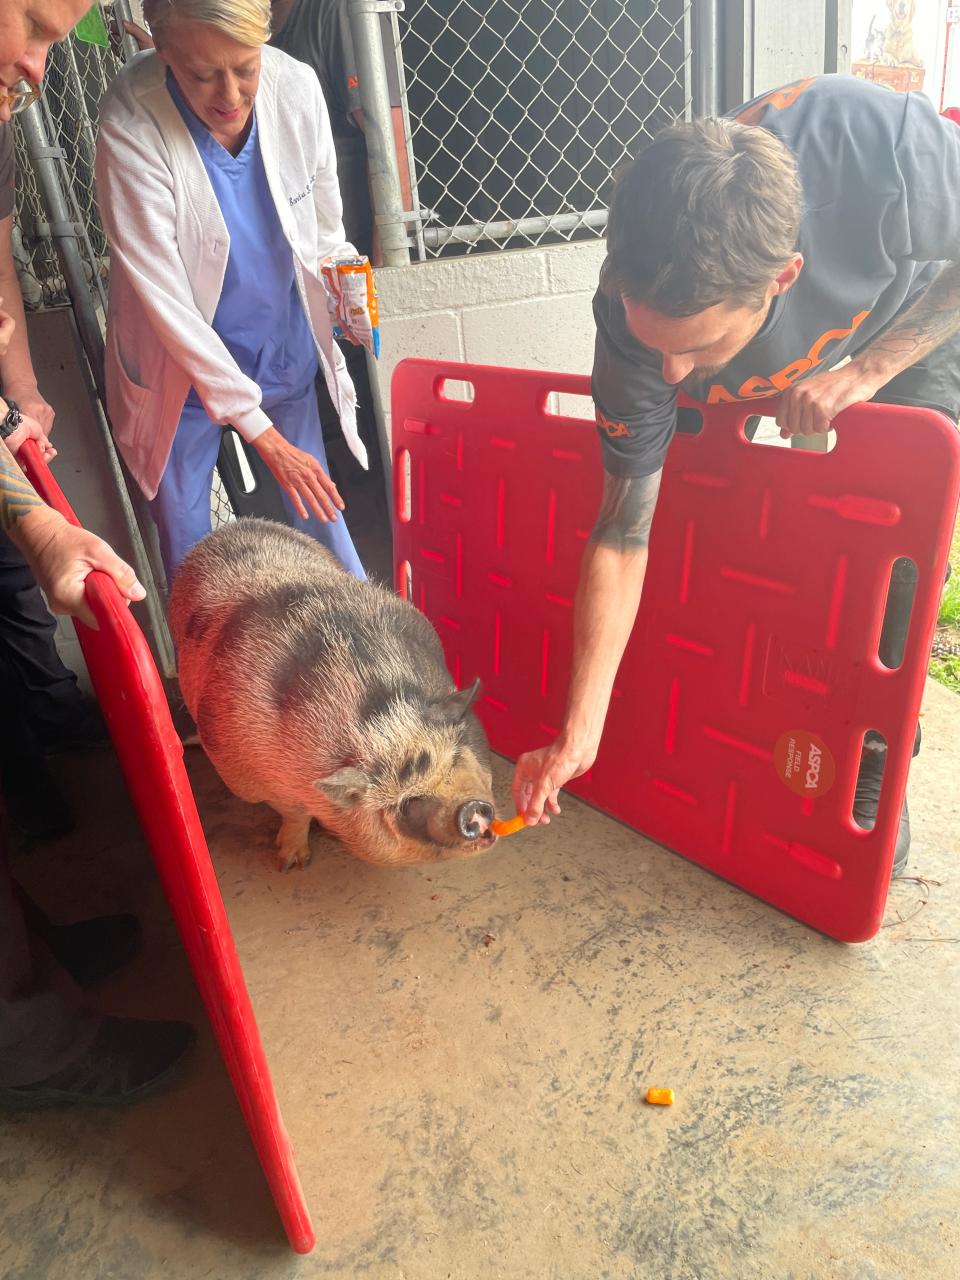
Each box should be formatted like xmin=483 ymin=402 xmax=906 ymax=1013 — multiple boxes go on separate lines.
xmin=372 ymin=240 xmax=606 ymax=435
xmin=752 ymin=0 xmax=830 ymax=96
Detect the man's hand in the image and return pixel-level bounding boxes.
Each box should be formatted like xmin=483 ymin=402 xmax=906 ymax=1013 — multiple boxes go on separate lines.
xmin=509 ymin=468 xmax=661 ymax=825
xmin=2 ymin=380 xmax=55 ymax=435
xmin=253 ymin=426 xmax=345 ymax=522
xmin=0 ymin=299 xmax=14 ymax=359
xmin=775 ymin=362 xmax=883 ymax=438
xmin=512 ymin=736 xmax=597 ymax=826
xmin=20 ymin=507 xmax=145 ymax=628
xmin=3 ymin=410 xmax=56 ymax=463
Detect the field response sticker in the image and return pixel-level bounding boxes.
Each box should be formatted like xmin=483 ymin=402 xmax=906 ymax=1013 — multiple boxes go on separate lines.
xmin=773 ymin=729 xmax=836 ymax=798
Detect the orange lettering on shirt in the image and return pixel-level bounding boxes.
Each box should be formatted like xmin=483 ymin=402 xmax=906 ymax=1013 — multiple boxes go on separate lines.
xmin=706 ymin=385 xmax=740 ymax=405
xmin=704 ymin=309 xmax=872 ymax=407
xmin=805 ymin=310 xmax=870 ymax=365
xmin=735 ymin=77 xmax=817 ymax=125
xmin=737 ymin=376 xmax=776 ymax=399
xmin=597 ymin=409 xmax=631 ymax=438
xmin=769 ymin=358 xmax=813 ymax=389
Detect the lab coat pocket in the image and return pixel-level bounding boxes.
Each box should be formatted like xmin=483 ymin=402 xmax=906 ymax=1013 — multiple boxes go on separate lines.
xmin=105 ymin=329 xmax=153 ymax=444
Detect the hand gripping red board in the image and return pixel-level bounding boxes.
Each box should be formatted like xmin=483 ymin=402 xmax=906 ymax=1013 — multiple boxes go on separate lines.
xmin=391 ymin=360 xmax=960 ymax=942
xmin=19 ymin=440 xmax=315 ymax=1253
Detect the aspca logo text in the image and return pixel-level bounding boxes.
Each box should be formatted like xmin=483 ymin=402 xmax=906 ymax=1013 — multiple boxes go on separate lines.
xmin=804 ymin=741 xmax=823 ymax=790
xmin=706 ymin=310 xmax=871 ymax=405
xmin=597 ymin=408 xmax=631 ymax=438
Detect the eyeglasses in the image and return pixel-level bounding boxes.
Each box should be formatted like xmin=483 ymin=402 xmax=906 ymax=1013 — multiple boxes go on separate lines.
xmin=0 ymin=80 xmax=41 ymax=117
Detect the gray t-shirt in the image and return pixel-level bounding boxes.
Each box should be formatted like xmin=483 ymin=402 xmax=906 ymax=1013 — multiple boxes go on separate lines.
xmin=593 ymin=74 xmax=960 ymax=476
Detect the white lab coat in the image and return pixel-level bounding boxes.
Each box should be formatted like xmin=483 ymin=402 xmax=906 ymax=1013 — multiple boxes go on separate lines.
xmin=95 ymin=46 xmax=368 ymax=500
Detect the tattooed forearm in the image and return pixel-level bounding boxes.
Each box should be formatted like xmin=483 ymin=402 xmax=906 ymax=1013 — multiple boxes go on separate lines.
xmin=0 ymin=437 xmax=44 ymax=533
xmin=590 ymin=468 xmax=662 ymax=552
xmin=861 ymin=260 xmax=960 ymax=373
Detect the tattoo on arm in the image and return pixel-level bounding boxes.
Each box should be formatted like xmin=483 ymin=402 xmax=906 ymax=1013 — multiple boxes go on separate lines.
xmin=0 ymin=438 xmax=44 ymax=533
xmin=590 ymin=469 xmax=662 ymax=552
xmin=865 ymin=260 xmax=960 ymax=369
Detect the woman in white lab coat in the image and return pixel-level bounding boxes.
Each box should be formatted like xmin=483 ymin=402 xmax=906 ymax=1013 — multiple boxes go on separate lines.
xmin=95 ymin=0 xmax=368 ymax=578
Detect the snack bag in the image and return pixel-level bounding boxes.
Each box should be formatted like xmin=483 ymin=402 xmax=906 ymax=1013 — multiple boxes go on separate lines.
xmin=320 ymin=251 xmax=381 ymax=357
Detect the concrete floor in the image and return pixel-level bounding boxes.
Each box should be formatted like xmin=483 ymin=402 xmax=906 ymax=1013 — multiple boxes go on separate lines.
xmin=1 ymin=680 xmax=957 ymax=1280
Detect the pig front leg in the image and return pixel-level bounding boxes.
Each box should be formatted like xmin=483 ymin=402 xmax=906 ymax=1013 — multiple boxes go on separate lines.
xmin=274 ymin=809 xmax=314 ymax=871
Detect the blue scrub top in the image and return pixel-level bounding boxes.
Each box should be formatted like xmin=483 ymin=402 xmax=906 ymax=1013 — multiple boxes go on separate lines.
xmin=167 ymin=72 xmax=318 ymax=412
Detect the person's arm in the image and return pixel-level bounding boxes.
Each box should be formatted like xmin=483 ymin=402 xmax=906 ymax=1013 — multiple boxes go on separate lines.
xmin=0 ymin=437 xmax=144 ymax=627
xmin=512 ymin=469 xmax=662 ymax=824
xmin=776 ymin=260 xmax=960 ymax=436
xmin=778 ymin=92 xmax=960 ymax=436
xmin=0 ymin=211 xmax=54 ymax=432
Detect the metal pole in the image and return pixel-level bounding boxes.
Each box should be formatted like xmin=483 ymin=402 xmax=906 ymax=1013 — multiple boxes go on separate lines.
xmin=16 ymin=100 xmax=106 ymax=400
xmin=364 ymin=346 xmax=394 ymax=525
xmin=38 ymin=93 xmax=109 ymax=316
xmin=82 ymin=349 xmax=179 ymax=676
xmin=721 ymin=0 xmax=753 ymax=113
xmin=692 ymin=0 xmax=720 ymax=117
xmin=823 ymin=0 xmax=853 ymax=75
xmin=347 ymin=0 xmax=410 ymax=267
xmin=109 ymin=0 xmax=145 ymax=63
xmin=417 ymin=208 xmax=610 ymax=251
xmin=18 ymin=100 xmax=177 ymax=675
xmin=388 ymin=7 xmax=426 ymax=261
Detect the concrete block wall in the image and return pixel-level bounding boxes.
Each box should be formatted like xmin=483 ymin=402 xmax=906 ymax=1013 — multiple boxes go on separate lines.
xmin=373 ymin=240 xmax=607 ymax=432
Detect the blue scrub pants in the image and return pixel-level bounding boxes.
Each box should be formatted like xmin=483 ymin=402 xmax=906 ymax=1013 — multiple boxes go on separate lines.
xmin=150 ymin=381 xmax=366 ymax=583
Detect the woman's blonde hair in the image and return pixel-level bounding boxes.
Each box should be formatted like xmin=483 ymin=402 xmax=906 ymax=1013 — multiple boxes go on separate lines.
xmin=142 ymin=0 xmax=271 ymax=48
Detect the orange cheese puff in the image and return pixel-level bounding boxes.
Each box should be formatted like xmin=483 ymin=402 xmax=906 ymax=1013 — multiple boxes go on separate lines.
xmin=491 ymin=815 xmax=528 ymax=837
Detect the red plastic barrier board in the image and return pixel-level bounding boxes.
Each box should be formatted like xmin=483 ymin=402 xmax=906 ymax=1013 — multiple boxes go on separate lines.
xmin=20 ymin=441 xmax=315 ymax=1254
xmin=392 ymin=360 xmax=960 ymax=942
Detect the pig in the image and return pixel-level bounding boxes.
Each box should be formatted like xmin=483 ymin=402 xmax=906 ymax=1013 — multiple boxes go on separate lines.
xmin=168 ymin=518 xmax=498 ymax=870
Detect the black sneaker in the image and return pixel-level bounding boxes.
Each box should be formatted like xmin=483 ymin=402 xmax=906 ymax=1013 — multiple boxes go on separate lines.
xmin=0 ymin=753 xmax=74 ymax=839
xmin=0 ymin=1017 xmax=194 ymax=1111
xmin=853 ymin=744 xmax=911 ymax=878
xmin=40 ymin=914 xmax=143 ymax=988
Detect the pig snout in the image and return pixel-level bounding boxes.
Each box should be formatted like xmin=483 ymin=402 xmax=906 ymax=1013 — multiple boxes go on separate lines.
xmin=456 ymin=799 xmax=495 ymax=840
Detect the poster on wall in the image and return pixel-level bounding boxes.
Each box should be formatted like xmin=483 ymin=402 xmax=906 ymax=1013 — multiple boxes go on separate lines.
xmin=851 ymin=0 xmax=960 ymax=107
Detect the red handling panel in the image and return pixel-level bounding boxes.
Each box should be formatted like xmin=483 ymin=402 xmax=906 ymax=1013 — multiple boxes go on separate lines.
xmin=392 ymin=360 xmax=960 ymax=943
xmin=20 ymin=441 xmax=315 ymax=1254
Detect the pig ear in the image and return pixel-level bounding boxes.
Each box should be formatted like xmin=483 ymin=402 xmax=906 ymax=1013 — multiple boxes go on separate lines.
xmin=429 ymin=676 xmax=482 ymax=724
xmin=314 ymin=766 xmax=370 ymax=807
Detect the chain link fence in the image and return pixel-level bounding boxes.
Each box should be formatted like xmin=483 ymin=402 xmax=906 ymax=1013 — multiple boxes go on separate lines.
xmin=398 ymin=0 xmax=691 ymax=256
xmin=11 ymin=13 xmax=124 ymax=312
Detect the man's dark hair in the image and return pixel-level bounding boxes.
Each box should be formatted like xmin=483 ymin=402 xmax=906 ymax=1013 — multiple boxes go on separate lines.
xmin=604 ymin=117 xmax=802 ymax=316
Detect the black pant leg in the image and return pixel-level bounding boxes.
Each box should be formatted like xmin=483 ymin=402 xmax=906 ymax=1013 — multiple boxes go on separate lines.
xmin=0 ymin=845 xmax=97 ymax=1088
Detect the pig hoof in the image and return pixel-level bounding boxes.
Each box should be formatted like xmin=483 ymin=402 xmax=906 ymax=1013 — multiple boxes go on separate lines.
xmin=276 ymin=844 xmax=314 ymax=872
xmin=275 ymin=813 xmax=314 ymax=871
